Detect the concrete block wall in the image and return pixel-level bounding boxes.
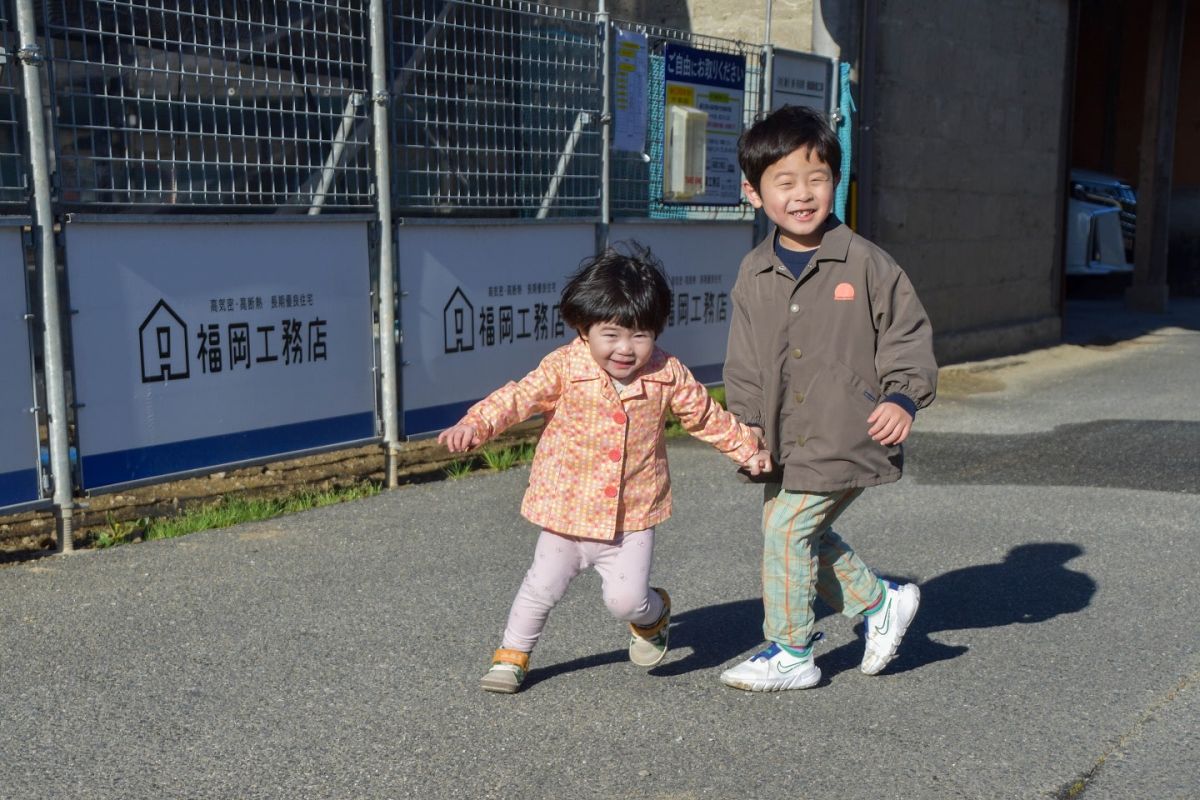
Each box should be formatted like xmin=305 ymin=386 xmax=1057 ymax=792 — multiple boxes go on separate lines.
xmin=867 ymin=0 xmax=1071 ymax=362
xmin=555 ymin=0 xmax=1073 ymax=362
xmin=556 ymin=1 xmax=813 ymax=53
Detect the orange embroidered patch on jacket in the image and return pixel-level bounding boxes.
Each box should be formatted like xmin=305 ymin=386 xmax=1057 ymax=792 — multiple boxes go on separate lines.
xmin=834 ymin=282 xmax=856 ymax=301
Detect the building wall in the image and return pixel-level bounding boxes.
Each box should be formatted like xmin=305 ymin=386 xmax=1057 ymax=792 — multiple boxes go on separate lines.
xmin=558 ymin=1 xmax=813 ymax=52
xmin=561 ymin=0 xmax=1074 ymax=360
xmin=865 ymin=0 xmax=1071 ymax=361
xmin=1072 ymin=1 xmax=1199 ymax=293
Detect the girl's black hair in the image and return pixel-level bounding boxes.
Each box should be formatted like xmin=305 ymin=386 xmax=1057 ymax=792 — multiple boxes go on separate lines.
xmin=737 ymin=105 xmax=842 ymax=191
xmin=559 ymin=243 xmax=673 ymax=335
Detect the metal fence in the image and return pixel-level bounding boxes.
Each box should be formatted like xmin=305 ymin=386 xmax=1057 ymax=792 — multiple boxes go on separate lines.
xmin=6 ymin=0 xmax=768 ymax=218
xmin=391 ymin=0 xmax=604 ymax=218
xmin=0 ymin=2 xmax=27 ymax=204
xmin=40 ymin=0 xmax=374 ymax=209
xmin=3 ymin=0 xmax=787 ymax=549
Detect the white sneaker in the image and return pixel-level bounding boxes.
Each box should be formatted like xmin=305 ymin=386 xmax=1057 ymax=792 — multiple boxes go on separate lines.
xmin=719 ymin=635 xmax=823 ymax=692
xmin=860 ymin=581 xmax=920 ymax=675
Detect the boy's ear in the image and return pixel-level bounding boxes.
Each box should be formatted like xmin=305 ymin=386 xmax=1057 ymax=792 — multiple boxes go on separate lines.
xmin=742 ymin=179 xmax=764 ymax=209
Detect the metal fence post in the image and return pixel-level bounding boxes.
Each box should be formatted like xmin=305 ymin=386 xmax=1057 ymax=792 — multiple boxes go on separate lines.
xmin=597 ymin=1 xmax=612 ymax=253
xmin=753 ymin=43 xmax=775 ymax=247
xmin=15 ymin=0 xmax=74 ymax=551
xmin=369 ymin=0 xmax=401 ymax=486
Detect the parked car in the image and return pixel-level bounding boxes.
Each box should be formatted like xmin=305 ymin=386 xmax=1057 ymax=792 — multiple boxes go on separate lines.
xmin=1065 ymin=168 xmax=1137 ymax=275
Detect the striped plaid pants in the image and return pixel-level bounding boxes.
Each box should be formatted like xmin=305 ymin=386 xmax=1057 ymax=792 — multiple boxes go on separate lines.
xmin=761 ymin=485 xmax=884 ymax=648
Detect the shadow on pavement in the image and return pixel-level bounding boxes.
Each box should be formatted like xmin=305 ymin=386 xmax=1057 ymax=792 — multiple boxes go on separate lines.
xmin=1063 ymin=297 xmax=1200 ymax=346
xmin=907 ymin=421 xmax=1200 ymax=494
xmin=820 ymin=542 xmax=1096 ymax=679
xmin=525 ymin=599 xmax=766 ymax=687
xmin=526 ymin=543 xmax=1095 ymax=687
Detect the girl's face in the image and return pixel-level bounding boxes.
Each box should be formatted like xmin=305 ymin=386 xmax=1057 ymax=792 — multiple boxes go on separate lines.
xmin=582 ymin=320 xmax=655 ymax=382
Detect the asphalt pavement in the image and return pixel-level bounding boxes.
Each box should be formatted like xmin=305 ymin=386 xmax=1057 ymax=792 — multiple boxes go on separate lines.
xmin=1 ymin=298 xmax=1197 ymax=800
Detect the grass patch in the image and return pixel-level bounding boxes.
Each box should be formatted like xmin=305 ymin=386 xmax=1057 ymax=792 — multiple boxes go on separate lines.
xmin=90 ymin=482 xmax=382 ymax=549
xmin=480 ymin=442 xmax=536 ymax=471
xmin=444 ymin=441 xmax=537 ymax=479
xmin=443 ymin=459 xmax=475 ymax=479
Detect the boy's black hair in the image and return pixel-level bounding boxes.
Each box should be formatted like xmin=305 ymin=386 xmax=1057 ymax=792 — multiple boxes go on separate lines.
xmin=560 ymin=243 xmax=673 ymax=335
xmin=737 ymin=105 xmax=841 ymax=191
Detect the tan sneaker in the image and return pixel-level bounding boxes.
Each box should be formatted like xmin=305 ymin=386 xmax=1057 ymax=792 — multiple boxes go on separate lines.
xmin=628 ymin=588 xmax=671 ymax=667
xmin=480 ymin=648 xmax=529 ymax=693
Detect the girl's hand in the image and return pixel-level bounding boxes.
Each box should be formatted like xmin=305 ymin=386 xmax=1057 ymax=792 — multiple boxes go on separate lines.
xmin=743 ymin=449 xmax=773 ymax=476
xmin=437 ymin=424 xmax=481 ymax=453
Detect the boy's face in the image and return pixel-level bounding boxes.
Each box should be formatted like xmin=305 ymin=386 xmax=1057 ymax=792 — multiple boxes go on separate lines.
xmin=581 ymin=320 xmax=655 ymax=383
xmin=743 ymin=146 xmax=838 ymax=251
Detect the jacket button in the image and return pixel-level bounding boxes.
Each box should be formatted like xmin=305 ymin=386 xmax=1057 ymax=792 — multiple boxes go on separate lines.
xmin=794 ymin=392 xmax=805 ymax=404
xmin=796 ymin=436 xmax=806 ymax=446
xmin=604 ymin=485 xmax=618 ymax=498
xmin=791 ymin=348 xmax=803 ymax=358
xmin=789 ymin=303 xmax=800 ymax=313
xmin=608 ymin=448 xmax=622 ymax=462
xmin=612 ymin=411 xmax=627 ymax=424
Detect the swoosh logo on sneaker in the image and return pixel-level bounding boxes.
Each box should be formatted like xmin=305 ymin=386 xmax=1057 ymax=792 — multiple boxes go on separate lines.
xmin=777 ymin=657 xmax=810 ymax=673
xmin=873 ymin=599 xmax=893 ymax=636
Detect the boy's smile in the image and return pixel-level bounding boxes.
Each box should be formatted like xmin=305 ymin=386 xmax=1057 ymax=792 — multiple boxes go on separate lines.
xmin=582 ymin=321 xmax=655 ymax=382
xmin=743 ymin=146 xmax=838 ymax=251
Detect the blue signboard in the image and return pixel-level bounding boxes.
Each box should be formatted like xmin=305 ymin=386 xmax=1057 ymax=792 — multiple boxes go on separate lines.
xmin=662 ymin=43 xmax=747 ymax=205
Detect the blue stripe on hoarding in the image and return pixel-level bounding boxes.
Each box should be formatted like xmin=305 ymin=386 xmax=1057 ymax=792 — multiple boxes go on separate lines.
xmin=689 ymin=362 xmax=723 ymax=384
xmin=402 ymin=362 xmax=725 ymax=437
xmin=0 ymin=468 xmax=38 ymax=508
xmin=80 ymin=411 xmax=376 ymax=490
xmin=404 ymin=398 xmax=480 ymax=438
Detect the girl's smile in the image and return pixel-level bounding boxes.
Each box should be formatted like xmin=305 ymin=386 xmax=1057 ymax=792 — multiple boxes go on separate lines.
xmin=582 ymin=321 xmax=656 ymax=382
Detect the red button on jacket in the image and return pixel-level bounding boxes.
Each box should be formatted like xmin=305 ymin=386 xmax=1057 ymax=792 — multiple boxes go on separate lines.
xmin=608 ymin=449 xmax=622 ymax=462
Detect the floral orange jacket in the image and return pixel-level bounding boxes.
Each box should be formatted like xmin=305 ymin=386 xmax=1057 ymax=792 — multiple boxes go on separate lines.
xmin=459 ymin=337 xmax=761 ymax=540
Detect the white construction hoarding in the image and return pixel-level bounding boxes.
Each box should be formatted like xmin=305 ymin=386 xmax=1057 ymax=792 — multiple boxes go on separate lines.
xmin=0 ymin=224 xmax=40 ymax=509
xmin=398 ymin=222 xmax=751 ymax=436
xmin=66 ymin=219 xmax=377 ymax=491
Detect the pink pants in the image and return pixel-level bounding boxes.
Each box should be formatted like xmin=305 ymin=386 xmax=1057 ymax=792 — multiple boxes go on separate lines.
xmin=500 ymin=528 xmax=664 ymax=653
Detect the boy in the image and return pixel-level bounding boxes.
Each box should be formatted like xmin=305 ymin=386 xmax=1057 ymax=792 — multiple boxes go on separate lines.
xmin=719 ymin=105 xmax=937 ymax=691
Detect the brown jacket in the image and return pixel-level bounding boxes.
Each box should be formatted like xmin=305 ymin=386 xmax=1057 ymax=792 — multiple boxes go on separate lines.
xmin=723 ymin=221 xmax=937 ymax=492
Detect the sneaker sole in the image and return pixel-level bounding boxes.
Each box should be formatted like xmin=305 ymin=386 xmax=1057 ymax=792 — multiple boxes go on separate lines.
xmin=861 ymin=583 xmax=920 ymax=675
xmin=629 ymin=631 xmax=669 ymax=667
xmin=718 ymin=667 xmax=821 ymax=692
xmin=480 ymin=676 xmax=521 ymax=693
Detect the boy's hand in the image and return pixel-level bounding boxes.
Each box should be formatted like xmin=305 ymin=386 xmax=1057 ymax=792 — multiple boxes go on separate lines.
xmin=437 ymin=424 xmax=481 ymax=453
xmin=743 ymin=449 xmax=773 ymax=476
xmin=867 ymin=401 xmax=913 ymax=446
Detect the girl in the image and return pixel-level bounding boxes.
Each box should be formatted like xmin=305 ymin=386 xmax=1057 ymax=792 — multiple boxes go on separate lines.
xmin=438 ymin=245 xmax=771 ymax=693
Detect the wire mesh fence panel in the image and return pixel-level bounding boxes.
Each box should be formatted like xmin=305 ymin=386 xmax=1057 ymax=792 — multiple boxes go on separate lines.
xmin=391 ymin=0 xmax=603 ymax=218
xmin=41 ymin=0 xmax=373 ymax=210
xmin=0 ymin=4 xmax=27 ymax=205
xmin=610 ymin=21 xmax=762 ymax=221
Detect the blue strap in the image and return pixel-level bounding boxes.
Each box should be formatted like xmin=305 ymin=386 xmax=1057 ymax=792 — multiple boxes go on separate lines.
xmin=835 ymin=61 xmax=855 ymax=222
